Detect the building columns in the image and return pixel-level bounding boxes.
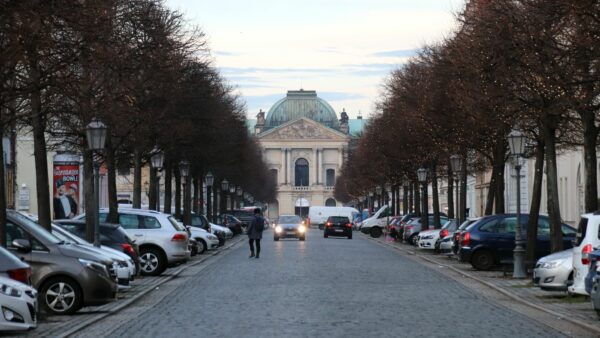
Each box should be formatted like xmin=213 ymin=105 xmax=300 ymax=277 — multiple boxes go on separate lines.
xmin=318 ymin=148 xmax=323 ymax=185
xmin=312 ymin=148 xmax=317 ymax=185
xmin=281 ymin=148 xmax=286 ymax=184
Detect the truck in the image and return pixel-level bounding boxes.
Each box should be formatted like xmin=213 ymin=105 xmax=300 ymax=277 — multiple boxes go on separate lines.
xmin=358 ymin=205 xmax=391 ymax=238
xmin=308 ymin=206 xmax=360 ymax=229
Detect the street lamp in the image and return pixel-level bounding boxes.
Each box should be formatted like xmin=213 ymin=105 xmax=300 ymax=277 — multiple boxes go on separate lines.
xmin=179 ymin=161 xmax=191 ymax=226
xmin=450 ymin=154 xmax=462 ymax=224
xmin=229 ymin=184 xmax=236 ymax=212
xmin=417 ymin=168 xmax=428 ymax=231
xmin=150 ymin=149 xmax=164 ymax=211
xmin=368 ymin=190 xmax=374 ymax=215
xmin=508 ymin=129 xmax=527 ymax=279
xmin=205 ymin=172 xmax=214 ymax=221
xmin=236 ymin=186 xmax=243 ymax=209
xmin=220 ymin=179 xmax=229 ymax=216
xmin=375 ymin=185 xmax=382 ymax=209
xmin=86 ymin=118 xmax=107 ymax=248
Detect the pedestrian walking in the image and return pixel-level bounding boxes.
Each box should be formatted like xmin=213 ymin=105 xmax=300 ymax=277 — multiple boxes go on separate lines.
xmin=248 ymin=208 xmax=265 ymax=258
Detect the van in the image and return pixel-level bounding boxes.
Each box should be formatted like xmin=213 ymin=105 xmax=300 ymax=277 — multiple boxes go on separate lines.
xmin=570 ymin=213 xmax=600 ymax=295
xmin=308 ymin=206 xmax=359 ymax=229
xmin=358 ymin=205 xmax=391 ymax=238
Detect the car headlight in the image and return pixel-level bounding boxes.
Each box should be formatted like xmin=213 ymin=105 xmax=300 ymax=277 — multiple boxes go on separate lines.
xmin=79 ymin=258 xmax=109 ymax=276
xmin=0 ymin=284 xmax=22 ymax=298
xmin=208 ymin=234 xmax=218 ymax=240
xmin=275 ymin=226 xmax=282 ymax=233
xmin=540 ymin=261 xmax=562 ymax=269
xmin=298 ymin=225 xmax=306 ymax=233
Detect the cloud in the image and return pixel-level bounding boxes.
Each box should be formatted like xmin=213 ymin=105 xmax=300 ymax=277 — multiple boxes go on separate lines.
xmin=213 ymin=50 xmax=241 ymax=56
xmin=371 ymin=48 xmax=420 ymax=58
xmin=319 ymin=92 xmax=367 ymax=102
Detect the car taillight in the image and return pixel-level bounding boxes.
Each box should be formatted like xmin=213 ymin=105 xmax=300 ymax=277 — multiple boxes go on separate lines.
xmin=326 ymin=222 xmax=332 ymax=227
xmin=122 ymin=243 xmax=137 ymax=257
xmin=307 ymin=218 xmax=310 ymax=225
xmin=171 ymin=233 xmax=187 ymax=242
xmin=8 ymin=267 xmax=32 ymax=285
xmin=440 ymin=229 xmax=449 ymax=238
xmin=582 ymin=244 xmax=593 ymax=265
xmin=346 ymin=223 xmax=352 ymax=228
xmin=461 ymin=232 xmax=470 ymax=247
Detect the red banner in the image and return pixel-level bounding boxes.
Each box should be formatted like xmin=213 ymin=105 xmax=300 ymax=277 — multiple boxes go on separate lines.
xmin=53 ymin=163 xmax=80 ymax=220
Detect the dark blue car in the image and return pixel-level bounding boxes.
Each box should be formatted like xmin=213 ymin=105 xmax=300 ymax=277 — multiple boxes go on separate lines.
xmin=459 ymin=214 xmax=576 ymax=270
xmin=585 ymin=249 xmax=600 ymax=294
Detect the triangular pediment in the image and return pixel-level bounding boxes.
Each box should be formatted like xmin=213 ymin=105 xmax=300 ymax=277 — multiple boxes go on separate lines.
xmin=259 ymin=117 xmax=349 ymax=141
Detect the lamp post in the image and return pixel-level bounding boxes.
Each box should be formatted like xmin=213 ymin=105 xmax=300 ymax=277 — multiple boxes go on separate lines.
xmin=150 ymin=149 xmax=164 ymax=211
xmin=450 ymin=154 xmax=462 ymax=225
xmin=508 ymin=129 xmax=527 ymax=279
xmin=417 ymin=168 xmax=428 ymax=230
xmin=205 ymin=172 xmax=214 ymax=221
xmin=368 ymin=191 xmax=374 ymax=216
xmin=179 ymin=161 xmax=191 ymax=225
xmin=229 ymin=184 xmax=236 ymax=213
xmin=236 ymin=186 xmax=243 ymax=209
xmin=375 ymin=185 xmax=382 ymax=209
xmin=220 ymin=179 xmax=229 ymax=216
xmin=86 ymin=118 xmax=107 ymax=248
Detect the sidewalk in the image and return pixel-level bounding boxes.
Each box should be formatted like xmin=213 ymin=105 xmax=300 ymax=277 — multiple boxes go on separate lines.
xmin=368 ymin=234 xmax=600 ymax=335
xmin=11 ymin=236 xmax=244 ymax=338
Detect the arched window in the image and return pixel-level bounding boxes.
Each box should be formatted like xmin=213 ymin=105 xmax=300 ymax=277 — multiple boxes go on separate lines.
xmin=325 ymin=198 xmax=336 ymax=207
xmin=270 ymin=169 xmax=278 ymax=185
xmin=295 ymin=158 xmax=309 ymax=186
xmin=326 ymin=169 xmax=335 ymax=186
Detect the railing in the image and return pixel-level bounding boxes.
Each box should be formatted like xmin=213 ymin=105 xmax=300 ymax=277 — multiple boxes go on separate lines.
xmin=293 ymin=186 xmax=309 ymax=191
xmin=325 ymin=186 xmax=334 ymax=191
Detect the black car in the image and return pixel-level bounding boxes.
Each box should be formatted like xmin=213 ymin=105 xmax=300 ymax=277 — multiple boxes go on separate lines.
xmin=216 ymin=214 xmax=243 ymax=235
xmin=274 ymin=215 xmax=306 ymax=241
xmin=54 ymin=220 xmax=140 ymax=270
xmin=324 ymin=216 xmax=352 ymax=239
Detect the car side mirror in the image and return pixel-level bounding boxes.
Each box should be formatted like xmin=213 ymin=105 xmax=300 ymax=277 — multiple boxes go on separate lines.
xmin=12 ymin=239 xmax=32 ymax=253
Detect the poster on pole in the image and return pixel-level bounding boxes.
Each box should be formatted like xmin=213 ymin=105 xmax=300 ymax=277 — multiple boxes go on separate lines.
xmin=53 ymin=162 xmax=80 ymax=220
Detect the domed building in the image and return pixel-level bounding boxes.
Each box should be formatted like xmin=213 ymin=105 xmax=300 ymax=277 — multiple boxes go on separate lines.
xmin=252 ymin=89 xmax=366 ymax=219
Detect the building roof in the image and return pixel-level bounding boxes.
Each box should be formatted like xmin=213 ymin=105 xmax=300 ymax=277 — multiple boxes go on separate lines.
xmin=264 ymin=90 xmax=339 ymax=130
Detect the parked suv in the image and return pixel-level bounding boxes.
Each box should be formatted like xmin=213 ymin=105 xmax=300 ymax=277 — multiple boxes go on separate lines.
xmin=459 ymin=214 xmax=576 ymax=270
xmin=323 ymin=216 xmax=352 ymax=239
xmin=76 ymin=208 xmax=190 ymax=276
xmin=570 ymin=213 xmax=600 ymax=295
xmin=6 ymin=210 xmax=117 ymax=315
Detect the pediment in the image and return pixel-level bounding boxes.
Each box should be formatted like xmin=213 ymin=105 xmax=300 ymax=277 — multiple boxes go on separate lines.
xmin=259 ymin=118 xmax=348 ymax=141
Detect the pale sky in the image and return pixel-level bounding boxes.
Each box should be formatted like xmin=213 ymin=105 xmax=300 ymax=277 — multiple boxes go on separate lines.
xmin=165 ymin=0 xmax=466 ymax=119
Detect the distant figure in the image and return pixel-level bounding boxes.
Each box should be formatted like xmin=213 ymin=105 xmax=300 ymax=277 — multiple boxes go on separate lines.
xmin=247 ymin=208 xmax=265 ymax=259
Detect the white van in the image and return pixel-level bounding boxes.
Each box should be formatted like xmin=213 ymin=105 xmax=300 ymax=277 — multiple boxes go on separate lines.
xmin=570 ymin=213 xmax=600 ymax=295
xmin=358 ymin=205 xmax=390 ymax=238
xmin=308 ymin=206 xmax=359 ymax=229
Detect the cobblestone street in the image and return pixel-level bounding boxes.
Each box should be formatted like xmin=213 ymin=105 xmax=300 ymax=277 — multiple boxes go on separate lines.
xmin=74 ymin=229 xmax=569 ymax=338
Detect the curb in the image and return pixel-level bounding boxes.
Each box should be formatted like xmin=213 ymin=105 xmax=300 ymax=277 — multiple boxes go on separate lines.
xmin=57 ymin=237 xmax=245 ymax=338
xmin=366 ymin=235 xmax=600 ymax=337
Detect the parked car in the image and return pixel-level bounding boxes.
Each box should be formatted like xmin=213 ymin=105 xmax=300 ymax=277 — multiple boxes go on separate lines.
xmin=323 ymin=216 xmax=352 ymax=239
xmin=274 ymin=215 xmax=306 ymax=241
xmin=216 ymin=214 xmax=243 ymax=235
xmin=75 ymin=208 xmax=191 ymax=276
xmin=358 ymin=205 xmax=391 ymax=238
xmin=583 ymin=248 xmax=600 ymax=296
xmin=533 ymin=249 xmax=573 ymax=291
xmin=210 ymin=223 xmax=233 ymax=241
xmin=459 ymin=214 xmax=576 ymax=270
xmin=570 ymin=213 xmax=600 ymax=295
xmin=439 ymin=235 xmax=454 ymax=254
xmin=0 ymin=276 xmax=37 ymax=331
xmin=590 ymin=264 xmax=600 ymax=317
xmin=404 ymin=214 xmax=450 ymax=245
xmin=0 ymin=245 xmax=31 ymax=285
xmin=232 ymin=209 xmax=255 ymax=229
xmin=418 ymin=219 xmax=456 ymax=250
xmin=6 ymin=210 xmax=117 ymax=315
xmin=53 ymin=219 xmax=140 ymax=271
xmin=178 ymin=214 xmax=220 ymax=253
xmin=434 ymin=219 xmax=460 ymax=252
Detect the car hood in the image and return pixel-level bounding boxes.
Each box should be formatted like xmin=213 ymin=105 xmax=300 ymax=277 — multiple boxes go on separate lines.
xmin=58 ymin=243 xmax=113 ymax=265
xmin=538 ymin=249 xmax=573 ymax=263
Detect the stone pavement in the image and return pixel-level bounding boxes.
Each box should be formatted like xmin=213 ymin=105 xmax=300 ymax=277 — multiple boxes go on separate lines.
xmin=6 ymin=236 xmax=244 ymax=338
xmin=368 ymin=234 xmax=600 ymax=336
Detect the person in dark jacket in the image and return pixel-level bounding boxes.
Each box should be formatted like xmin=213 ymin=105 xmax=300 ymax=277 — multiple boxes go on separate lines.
xmin=247 ymin=208 xmax=265 ymax=258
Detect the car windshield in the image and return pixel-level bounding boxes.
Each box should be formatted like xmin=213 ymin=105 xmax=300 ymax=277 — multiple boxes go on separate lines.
xmin=168 ymin=216 xmax=187 ymax=231
xmin=10 ymin=211 xmax=62 ymax=244
xmin=278 ymin=216 xmax=301 ymax=224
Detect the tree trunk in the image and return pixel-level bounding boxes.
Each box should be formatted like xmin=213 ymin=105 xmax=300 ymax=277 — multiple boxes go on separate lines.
xmin=0 ymin=127 xmax=7 ymax=247
xmin=582 ymin=113 xmax=599 ymax=212
xmin=402 ymin=186 xmax=408 ymax=215
xmin=174 ymin=166 xmax=181 ymax=219
xmin=148 ymin=167 xmax=157 ymax=211
xmin=460 ymin=158 xmax=468 ymax=221
xmin=494 ymin=138 xmax=506 ymax=214
xmin=192 ymin=177 xmax=199 ymax=213
xmin=84 ymin=150 xmax=95 ymax=243
xmin=422 ymin=183 xmax=429 ymax=229
xmin=544 ymin=118 xmax=563 ymax=252
xmin=414 ymin=182 xmax=421 ymax=216
xmin=485 ymin=159 xmax=497 ymax=215
xmin=391 ymin=187 xmax=396 ymax=216
xmin=432 ymin=165 xmax=441 ymax=228
xmin=527 ymin=139 xmax=545 ymax=266
xmin=105 ymin=140 xmax=119 ymax=224
xmin=198 ymin=177 xmax=204 ymax=215
xmin=447 ymin=167 xmax=454 ymax=219
xmin=132 ymin=148 xmax=142 ymax=208
xmin=212 ymin=183 xmax=218 ymax=222
xmin=163 ymin=158 xmax=172 ymax=214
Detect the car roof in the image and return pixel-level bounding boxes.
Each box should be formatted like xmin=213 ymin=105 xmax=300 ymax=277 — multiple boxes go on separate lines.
xmin=54 ymin=219 xmax=120 ymax=229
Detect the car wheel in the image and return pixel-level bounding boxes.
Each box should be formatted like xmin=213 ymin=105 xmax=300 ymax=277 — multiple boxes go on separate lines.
xmin=471 ymin=250 xmax=494 ymax=270
xmin=408 ymin=234 xmax=418 ymax=246
xmin=197 ymin=239 xmax=207 ymax=254
xmin=40 ymin=277 xmax=82 ymax=315
xmin=370 ymin=227 xmax=382 ymax=238
xmin=139 ymin=247 xmax=166 ymax=276
xmin=190 ymin=245 xmax=198 ymax=256
xmin=324 ymin=233 xmax=328 ymax=238
xmin=274 ymin=236 xmax=279 ymax=241
xmin=348 ymin=234 xmax=352 ymax=239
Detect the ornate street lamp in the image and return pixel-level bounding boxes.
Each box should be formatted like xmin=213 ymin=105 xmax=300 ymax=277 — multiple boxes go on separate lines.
xmin=236 ymin=186 xmax=243 ymax=209
xmin=205 ymin=172 xmax=214 ymax=221
xmin=508 ymin=129 xmax=527 ymax=279
xmin=229 ymin=184 xmax=236 ymax=212
xmin=179 ymin=161 xmax=191 ymax=225
xmin=86 ymin=118 xmax=107 ymax=248
xmin=221 ymin=179 xmax=229 ymax=192
xmin=375 ymin=185 xmax=382 ymax=209
xmin=150 ymin=148 xmax=164 ymax=211
xmin=417 ymin=168 xmax=429 ymax=231
xmin=450 ymin=154 xmax=462 ymax=224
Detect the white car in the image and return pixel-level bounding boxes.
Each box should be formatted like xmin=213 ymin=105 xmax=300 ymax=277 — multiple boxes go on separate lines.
xmin=439 ymin=235 xmax=454 ymax=254
xmin=0 ymin=276 xmax=37 ymax=331
xmin=187 ymin=227 xmax=219 ymax=253
xmin=417 ymin=229 xmax=439 ymax=250
xmin=570 ymin=213 xmax=600 ymax=295
xmin=210 ymin=223 xmax=233 ymax=239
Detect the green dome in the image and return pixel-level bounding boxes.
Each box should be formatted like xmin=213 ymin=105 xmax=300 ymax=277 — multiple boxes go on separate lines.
xmin=265 ymin=90 xmax=340 ymax=129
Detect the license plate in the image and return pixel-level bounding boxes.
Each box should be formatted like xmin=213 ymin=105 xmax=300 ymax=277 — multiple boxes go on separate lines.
xmin=335 ymin=229 xmax=344 ymax=232
xmin=286 ymin=232 xmax=295 ymax=235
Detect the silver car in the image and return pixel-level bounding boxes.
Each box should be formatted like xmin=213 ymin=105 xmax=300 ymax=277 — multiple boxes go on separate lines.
xmin=533 ymin=249 xmax=573 ymax=291
xmin=76 ymin=208 xmax=190 ymax=276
